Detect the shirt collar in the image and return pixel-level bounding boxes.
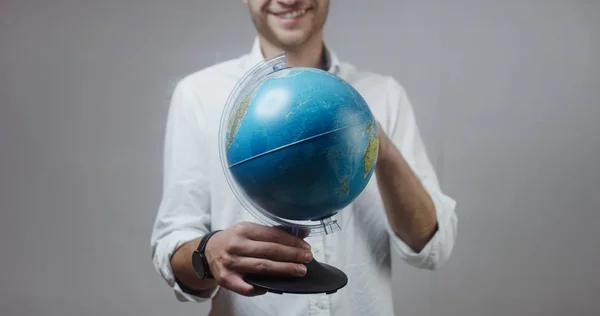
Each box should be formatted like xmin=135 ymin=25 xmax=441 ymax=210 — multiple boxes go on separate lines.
xmin=244 ymin=36 xmax=341 ymax=76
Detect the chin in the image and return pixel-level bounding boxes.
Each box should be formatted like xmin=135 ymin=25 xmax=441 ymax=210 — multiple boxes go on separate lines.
xmin=272 ymin=30 xmax=313 ymax=49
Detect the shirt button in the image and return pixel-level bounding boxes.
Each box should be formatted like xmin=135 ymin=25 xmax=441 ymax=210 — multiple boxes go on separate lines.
xmin=316 ymin=302 xmax=325 ymax=309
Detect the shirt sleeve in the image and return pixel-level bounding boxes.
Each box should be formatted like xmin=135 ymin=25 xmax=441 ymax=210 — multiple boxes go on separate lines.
xmin=381 ymin=78 xmax=458 ymax=270
xmin=150 ymin=79 xmax=219 ymax=302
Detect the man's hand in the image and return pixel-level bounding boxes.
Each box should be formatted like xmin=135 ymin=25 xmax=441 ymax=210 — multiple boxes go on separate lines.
xmin=204 ymin=222 xmax=313 ymax=296
xmin=375 ymin=120 xmax=391 ymax=163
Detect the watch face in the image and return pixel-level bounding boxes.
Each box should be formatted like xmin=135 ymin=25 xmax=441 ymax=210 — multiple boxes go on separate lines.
xmin=192 ymin=250 xmax=205 ymax=278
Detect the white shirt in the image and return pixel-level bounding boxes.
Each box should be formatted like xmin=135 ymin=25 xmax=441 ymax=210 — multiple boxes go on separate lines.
xmin=151 ymin=37 xmax=458 ymax=316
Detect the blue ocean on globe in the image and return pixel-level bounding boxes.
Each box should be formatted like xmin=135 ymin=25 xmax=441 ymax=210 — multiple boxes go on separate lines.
xmin=225 ymin=67 xmax=378 ymax=221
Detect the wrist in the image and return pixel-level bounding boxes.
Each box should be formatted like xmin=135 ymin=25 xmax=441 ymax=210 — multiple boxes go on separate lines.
xmin=192 ymin=230 xmax=222 ymax=280
xmin=375 ymin=120 xmax=392 ymax=164
xmin=203 ymin=231 xmax=222 ymax=264
xmin=376 ymin=136 xmax=393 ymax=166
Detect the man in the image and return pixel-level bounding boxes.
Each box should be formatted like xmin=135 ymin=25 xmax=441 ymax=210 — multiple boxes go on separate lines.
xmin=151 ymin=0 xmax=458 ymax=315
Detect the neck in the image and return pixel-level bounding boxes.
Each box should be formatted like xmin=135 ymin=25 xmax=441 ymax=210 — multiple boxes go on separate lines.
xmin=257 ymin=32 xmax=326 ymax=70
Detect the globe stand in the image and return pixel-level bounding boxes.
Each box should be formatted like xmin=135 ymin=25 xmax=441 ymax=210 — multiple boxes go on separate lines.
xmin=244 ymin=258 xmax=347 ymax=295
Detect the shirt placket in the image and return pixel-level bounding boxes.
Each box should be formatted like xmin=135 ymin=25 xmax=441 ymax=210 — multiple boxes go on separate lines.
xmin=308 ymin=235 xmax=331 ymax=316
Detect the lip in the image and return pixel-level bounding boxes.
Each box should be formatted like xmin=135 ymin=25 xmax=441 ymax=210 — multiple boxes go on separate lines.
xmin=271 ymin=8 xmax=310 ymax=24
xmin=272 ymin=8 xmax=309 ymax=15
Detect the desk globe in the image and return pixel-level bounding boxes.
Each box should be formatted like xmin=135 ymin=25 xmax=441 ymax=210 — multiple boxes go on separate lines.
xmin=218 ymin=52 xmax=378 ymax=294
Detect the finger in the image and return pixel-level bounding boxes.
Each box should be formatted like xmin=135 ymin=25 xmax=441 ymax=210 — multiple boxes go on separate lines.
xmin=229 ymin=257 xmax=308 ymax=277
xmin=297 ymin=227 xmax=311 ymax=239
xmin=236 ymin=240 xmax=313 ymax=263
xmin=274 ymin=225 xmax=311 ymax=239
xmin=221 ymin=273 xmax=268 ymax=297
xmin=238 ymin=223 xmax=310 ymax=249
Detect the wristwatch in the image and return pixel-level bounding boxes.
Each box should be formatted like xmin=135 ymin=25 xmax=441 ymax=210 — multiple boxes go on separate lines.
xmin=191 ymin=230 xmax=222 ymax=279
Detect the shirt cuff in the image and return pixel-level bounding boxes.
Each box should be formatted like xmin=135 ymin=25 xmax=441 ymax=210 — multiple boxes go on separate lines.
xmin=386 ymin=191 xmax=457 ymax=270
xmin=152 ymin=230 xmax=220 ymax=303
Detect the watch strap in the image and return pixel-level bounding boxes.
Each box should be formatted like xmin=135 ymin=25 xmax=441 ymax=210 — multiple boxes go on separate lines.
xmin=193 ymin=230 xmax=222 ymax=279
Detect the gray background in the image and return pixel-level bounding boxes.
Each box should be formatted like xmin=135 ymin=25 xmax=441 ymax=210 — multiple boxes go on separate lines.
xmin=1 ymin=1 xmax=599 ymax=315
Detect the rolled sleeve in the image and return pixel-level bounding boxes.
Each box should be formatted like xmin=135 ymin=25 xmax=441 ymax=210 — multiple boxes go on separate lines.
xmin=152 ymin=230 xmax=217 ymax=302
xmin=151 ymin=185 xmax=220 ymax=302
xmin=386 ymin=190 xmax=457 ymax=270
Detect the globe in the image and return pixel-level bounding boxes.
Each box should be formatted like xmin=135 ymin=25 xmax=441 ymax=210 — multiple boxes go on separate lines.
xmin=223 ymin=66 xmax=379 ymax=222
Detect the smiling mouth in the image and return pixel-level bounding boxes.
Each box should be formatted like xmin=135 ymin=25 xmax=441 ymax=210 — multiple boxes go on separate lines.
xmin=275 ymin=9 xmax=308 ymax=19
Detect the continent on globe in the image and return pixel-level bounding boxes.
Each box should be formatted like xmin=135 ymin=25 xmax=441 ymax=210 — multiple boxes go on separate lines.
xmin=224 ymin=67 xmax=378 ymax=221
xmin=227 ymin=88 xmax=254 ymax=150
xmin=363 ymin=121 xmax=379 ymax=178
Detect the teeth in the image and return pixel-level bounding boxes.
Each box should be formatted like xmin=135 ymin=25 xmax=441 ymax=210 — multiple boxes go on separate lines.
xmin=281 ymin=9 xmax=306 ymax=19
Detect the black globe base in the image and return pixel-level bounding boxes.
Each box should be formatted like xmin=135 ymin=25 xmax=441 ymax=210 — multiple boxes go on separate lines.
xmin=243 ymin=259 xmax=348 ymax=295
